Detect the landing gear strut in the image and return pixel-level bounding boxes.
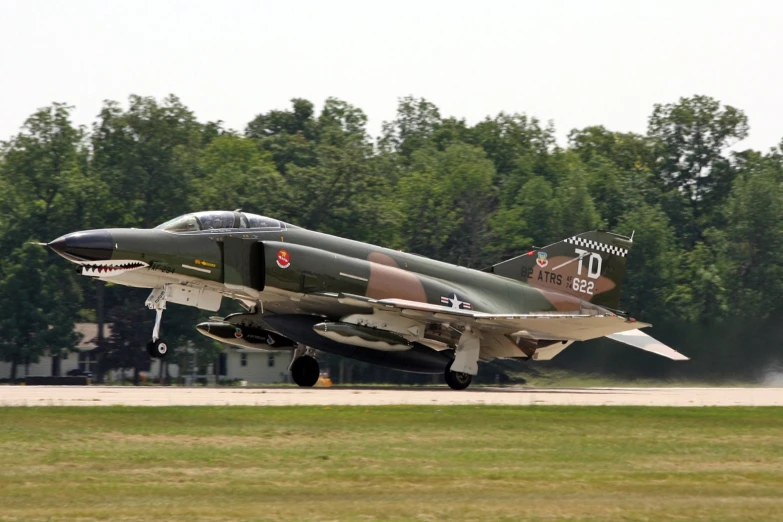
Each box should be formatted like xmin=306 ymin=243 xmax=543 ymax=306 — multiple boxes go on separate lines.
xmin=289 ymin=345 xmax=319 ymax=387
xmin=444 ymin=328 xmax=480 ymax=390
xmin=145 ymin=287 xmax=169 ymax=359
xmin=445 ymin=360 xmax=472 ymax=390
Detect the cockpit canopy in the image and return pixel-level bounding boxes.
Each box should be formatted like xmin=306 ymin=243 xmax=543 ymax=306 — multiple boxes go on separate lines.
xmin=155 ymin=211 xmax=286 ymax=233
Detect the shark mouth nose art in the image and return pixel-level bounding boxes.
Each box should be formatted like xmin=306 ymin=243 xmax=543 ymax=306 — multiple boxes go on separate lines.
xmin=78 ymin=260 xmax=149 ymax=277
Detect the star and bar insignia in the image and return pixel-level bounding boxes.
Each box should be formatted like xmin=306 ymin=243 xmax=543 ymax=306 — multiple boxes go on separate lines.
xmin=440 ymin=292 xmax=472 ymax=310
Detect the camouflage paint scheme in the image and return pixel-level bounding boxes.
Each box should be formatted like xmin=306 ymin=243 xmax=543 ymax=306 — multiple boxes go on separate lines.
xmin=110 ymin=226 xmax=621 ymax=315
xmin=49 ymin=211 xmax=687 ymax=379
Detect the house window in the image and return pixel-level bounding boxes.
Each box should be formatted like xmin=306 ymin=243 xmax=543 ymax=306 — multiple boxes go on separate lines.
xmin=78 ymin=351 xmax=97 ymax=372
xmin=267 ymin=353 xmax=275 ymax=367
xmin=241 ymin=353 xmax=247 ymax=367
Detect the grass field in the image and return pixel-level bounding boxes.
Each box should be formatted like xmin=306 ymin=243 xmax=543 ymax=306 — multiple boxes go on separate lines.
xmin=0 ymin=406 xmax=782 ymax=521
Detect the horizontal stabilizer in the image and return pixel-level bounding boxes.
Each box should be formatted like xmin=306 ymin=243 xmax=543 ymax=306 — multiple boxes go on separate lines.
xmin=607 ymin=329 xmax=689 ymax=360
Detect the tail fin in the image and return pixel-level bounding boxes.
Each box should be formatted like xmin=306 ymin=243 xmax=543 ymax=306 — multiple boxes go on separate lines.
xmin=487 ymin=230 xmax=632 ymax=309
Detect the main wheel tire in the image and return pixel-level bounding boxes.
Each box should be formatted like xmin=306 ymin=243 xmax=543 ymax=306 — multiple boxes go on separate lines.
xmin=291 ymin=355 xmax=319 ymax=387
xmin=152 ymin=339 xmax=169 ymax=359
xmin=147 ymin=341 xmax=157 ymax=358
xmin=445 ymin=361 xmax=472 ymax=390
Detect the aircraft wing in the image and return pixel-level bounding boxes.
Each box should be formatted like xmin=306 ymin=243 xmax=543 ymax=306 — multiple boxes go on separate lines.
xmin=371 ymin=298 xmax=688 ymax=359
xmin=311 ymin=293 xmax=689 ymax=360
xmin=335 ymin=295 xmax=646 ymax=341
xmin=606 ymin=329 xmax=689 ymax=360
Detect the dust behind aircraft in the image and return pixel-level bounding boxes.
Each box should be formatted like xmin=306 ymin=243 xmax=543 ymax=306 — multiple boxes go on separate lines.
xmin=48 ymin=210 xmax=687 ymax=389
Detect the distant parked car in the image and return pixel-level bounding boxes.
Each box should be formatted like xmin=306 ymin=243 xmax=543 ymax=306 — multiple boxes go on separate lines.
xmin=66 ymin=369 xmax=93 ymax=378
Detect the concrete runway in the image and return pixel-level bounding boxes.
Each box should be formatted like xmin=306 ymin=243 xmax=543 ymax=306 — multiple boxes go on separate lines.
xmin=2 ymin=385 xmax=783 ymax=407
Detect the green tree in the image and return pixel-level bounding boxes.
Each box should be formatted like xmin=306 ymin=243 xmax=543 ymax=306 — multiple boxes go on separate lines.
xmin=717 ymin=157 xmax=783 ymax=317
xmin=397 ymin=144 xmax=496 ymax=265
xmin=648 ymin=95 xmax=749 ymax=239
xmin=99 ymin=298 xmax=152 ymax=385
xmin=0 ymin=244 xmax=81 ymax=379
xmin=191 ymin=134 xmax=283 ymax=213
xmin=91 ymin=95 xmax=203 ymax=228
xmin=245 ymin=98 xmax=318 ymax=174
xmin=490 ymin=176 xmax=555 ymax=258
xmin=569 ymin=126 xmax=655 ymax=172
xmin=430 ymin=117 xmax=471 ymax=152
xmin=468 ymin=113 xmax=555 ymax=185
xmin=379 ymin=96 xmax=442 ymax=161
xmin=551 ymin=157 xmax=600 ymax=240
xmin=614 ymin=203 xmax=680 ymax=320
xmin=669 ymin=240 xmax=728 ymax=324
xmin=274 ymin=99 xmax=397 ymax=245
xmin=0 ymin=105 xmax=89 ymax=378
xmin=0 ymin=103 xmax=88 ymax=244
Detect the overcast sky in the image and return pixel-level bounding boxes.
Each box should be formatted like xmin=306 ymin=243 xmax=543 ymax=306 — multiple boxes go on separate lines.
xmin=1 ymin=0 xmax=781 ymax=151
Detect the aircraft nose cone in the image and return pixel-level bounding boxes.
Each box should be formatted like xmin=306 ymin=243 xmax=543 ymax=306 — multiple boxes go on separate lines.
xmin=48 ymin=230 xmax=114 ymax=262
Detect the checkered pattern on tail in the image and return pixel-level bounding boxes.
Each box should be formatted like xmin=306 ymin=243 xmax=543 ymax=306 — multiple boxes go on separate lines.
xmin=564 ymin=236 xmax=628 ymax=257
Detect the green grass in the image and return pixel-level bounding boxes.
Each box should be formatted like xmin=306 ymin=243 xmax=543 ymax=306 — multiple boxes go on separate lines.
xmin=0 ymin=406 xmax=782 ymax=521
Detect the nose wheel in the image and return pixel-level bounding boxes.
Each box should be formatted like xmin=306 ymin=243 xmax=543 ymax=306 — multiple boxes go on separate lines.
xmin=145 ymin=287 xmax=169 ymax=359
xmin=147 ymin=339 xmax=169 ymax=358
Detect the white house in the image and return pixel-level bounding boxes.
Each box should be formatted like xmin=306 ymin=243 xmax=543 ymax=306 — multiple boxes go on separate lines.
xmin=0 ymin=323 xmax=293 ymax=384
xmin=0 ymin=323 xmax=102 ymax=380
xmin=146 ymin=347 xmax=293 ymax=385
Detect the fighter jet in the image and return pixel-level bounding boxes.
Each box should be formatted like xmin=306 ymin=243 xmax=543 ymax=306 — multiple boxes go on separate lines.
xmin=48 ymin=210 xmax=687 ymax=390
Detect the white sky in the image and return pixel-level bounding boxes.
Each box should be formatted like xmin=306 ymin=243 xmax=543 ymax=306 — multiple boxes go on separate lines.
xmin=1 ymin=0 xmax=781 ymax=152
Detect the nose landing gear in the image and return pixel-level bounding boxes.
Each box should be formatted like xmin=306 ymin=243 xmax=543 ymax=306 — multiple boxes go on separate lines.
xmin=145 ymin=287 xmax=169 ymax=359
xmin=147 ymin=338 xmax=169 ymax=358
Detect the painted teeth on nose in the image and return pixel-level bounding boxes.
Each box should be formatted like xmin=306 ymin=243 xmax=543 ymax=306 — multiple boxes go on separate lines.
xmin=80 ymin=261 xmax=146 ymax=276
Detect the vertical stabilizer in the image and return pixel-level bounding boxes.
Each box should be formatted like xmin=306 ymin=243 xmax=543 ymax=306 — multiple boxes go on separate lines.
xmin=487 ymin=231 xmax=633 ymax=309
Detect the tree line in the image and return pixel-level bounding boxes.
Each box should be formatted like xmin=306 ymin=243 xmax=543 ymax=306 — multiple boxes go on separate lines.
xmin=0 ymin=94 xmax=781 ymax=382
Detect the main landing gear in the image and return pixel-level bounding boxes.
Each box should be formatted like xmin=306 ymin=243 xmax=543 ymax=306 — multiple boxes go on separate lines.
xmin=289 ymin=346 xmax=319 ymax=387
xmin=444 ymin=328 xmax=480 ymax=390
xmin=445 ymin=360 xmax=472 ymax=390
xmin=145 ymin=287 xmax=169 ymax=359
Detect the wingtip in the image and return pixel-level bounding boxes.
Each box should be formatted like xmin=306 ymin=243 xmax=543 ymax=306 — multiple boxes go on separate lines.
xmin=607 ymin=329 xmax=690 ymax=361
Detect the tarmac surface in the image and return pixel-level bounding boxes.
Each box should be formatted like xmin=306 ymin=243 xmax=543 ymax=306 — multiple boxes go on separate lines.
xmin=2 ymin=385 xmax=783 ymax=407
